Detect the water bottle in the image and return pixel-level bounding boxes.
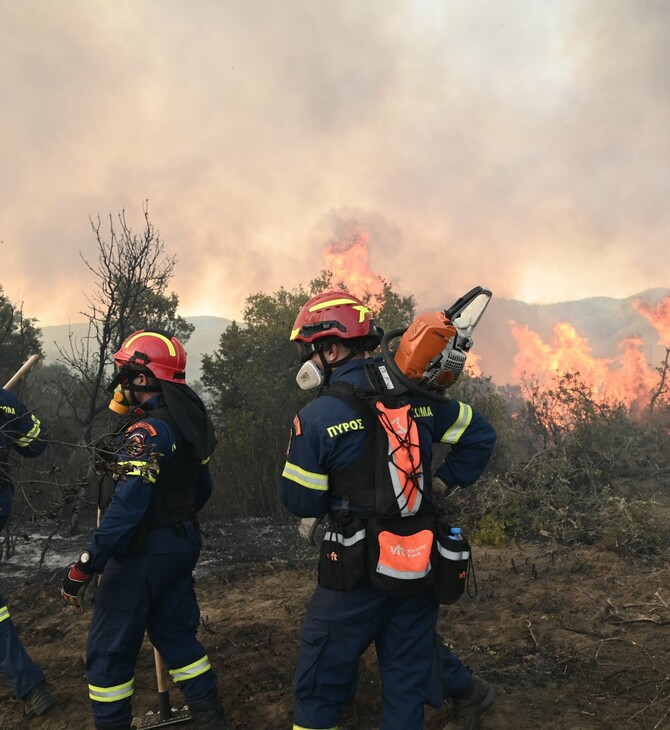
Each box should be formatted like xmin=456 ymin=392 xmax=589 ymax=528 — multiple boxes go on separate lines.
xmin=447 ymin=526 xmax=467 ymax=560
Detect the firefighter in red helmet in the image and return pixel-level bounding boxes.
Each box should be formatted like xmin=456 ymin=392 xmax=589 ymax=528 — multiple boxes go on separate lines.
xmin=60 ymin=329 xmax=226 ymax=730
xmin=281 ymin=291 xmax=497 ymax=730
xmin=289 ymin=291 xmax=383 ymax=389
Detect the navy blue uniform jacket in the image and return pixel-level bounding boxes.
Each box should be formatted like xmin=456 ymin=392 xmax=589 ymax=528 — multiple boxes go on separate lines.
xmin=0 ymin=388 xmax=47 ymax=531
xmin=280 ymin=357 xmax=496 ymax=518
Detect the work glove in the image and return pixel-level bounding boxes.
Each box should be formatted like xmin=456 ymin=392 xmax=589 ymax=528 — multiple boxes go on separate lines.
xmin=432 ymin=475 xmax=450 ymax=499
xmin=61 ymin=560 xmax=94 ymax=614
xmin=298 ymin=517 xmax=322 ymax=546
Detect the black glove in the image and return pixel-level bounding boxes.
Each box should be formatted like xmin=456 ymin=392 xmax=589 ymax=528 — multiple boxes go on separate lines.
xmin=61 ymin=553 xmax=94 ymax=614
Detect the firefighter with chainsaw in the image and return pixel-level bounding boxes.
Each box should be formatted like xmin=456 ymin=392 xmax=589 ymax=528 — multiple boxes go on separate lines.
xmin=0 ymin=386 xmax=56 ymax=717
xmin=60 ymin=330 xmax=227 ymax=730
xmin=280 ymin=291 xmax=497 ymax=730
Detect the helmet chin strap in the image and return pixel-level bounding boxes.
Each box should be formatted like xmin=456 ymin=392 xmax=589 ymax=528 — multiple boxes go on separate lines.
xmin=296 ymin=347 xmax=358 ymax=391
xmin=318 ymin=349 xmax=356 ymax=384
xmin=108 ymin=365 xmax=160 ymax=407
xmin=127 ymin=385 xmax=142 ymax=407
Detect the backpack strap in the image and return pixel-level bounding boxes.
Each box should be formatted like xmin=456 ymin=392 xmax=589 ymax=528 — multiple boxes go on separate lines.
xmin=321 ymin=383 xmax=378 ymax=515
xmin=322 ymin=382 xmax=428 ymax=518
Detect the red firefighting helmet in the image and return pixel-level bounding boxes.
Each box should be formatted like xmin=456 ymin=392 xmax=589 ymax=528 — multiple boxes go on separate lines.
xmin=290 ymin=291 xmax=382 ymax=354
xmin=113 ymin=330 xmax=187 ymax=383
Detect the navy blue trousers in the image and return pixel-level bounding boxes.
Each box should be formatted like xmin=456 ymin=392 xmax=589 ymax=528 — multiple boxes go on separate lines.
xmin=86 ymin=523 xmax=218 ymax=726
xmin=441 ymin=641 xmax=472 ymax=697
xmin=0 ymin=591 xmax=45 ymax=700
xmin=293 ymin=581 xmax=440 ymax=730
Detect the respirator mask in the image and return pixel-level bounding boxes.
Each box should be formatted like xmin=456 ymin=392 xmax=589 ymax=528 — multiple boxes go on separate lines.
xmin=108 ymin=385 xmax=132 ymax=414
xmin=296 ymin=360 xmax=325 ymax=390
xmin=294 ymin=339 xmax=357 ymax=391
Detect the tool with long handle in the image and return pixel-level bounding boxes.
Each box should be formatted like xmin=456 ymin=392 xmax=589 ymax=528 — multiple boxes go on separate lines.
xmin=136 ymin=649 xmax=192 ymax=727
xmin=154 ymin=649 xmax=172 ymax=718
xmin=3 ymin=354 xmax=41 ymax=391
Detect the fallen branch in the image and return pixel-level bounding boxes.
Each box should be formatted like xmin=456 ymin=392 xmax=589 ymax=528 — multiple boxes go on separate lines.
xmin=608 ymin=615 xmax=670 ymax=625
xmin=606 ymin=598 xmax=670 ymax=625
xmin=625 ymin=691 xmax=670 ymax=724
xmin=525 ymin=620 xmax=539 ymax=648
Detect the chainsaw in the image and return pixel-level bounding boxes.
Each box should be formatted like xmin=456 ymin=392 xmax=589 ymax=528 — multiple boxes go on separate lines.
xmin=366 ymin=285 xmax=492 ymax=401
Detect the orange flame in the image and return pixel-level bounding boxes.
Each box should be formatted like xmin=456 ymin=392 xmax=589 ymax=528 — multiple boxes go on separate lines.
xmin=511 ymin=321 xmax=660 ymax=417
xmin=465 ymin=352 xmax=482 ymax=378
xmin=323 ymin=231 xmax=385 ymax=310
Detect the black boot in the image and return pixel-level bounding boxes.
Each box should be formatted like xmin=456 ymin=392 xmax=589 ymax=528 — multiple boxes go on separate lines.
xmin=94 ymin=724 xmax=137 ymax=730
xmin=189 ymin=697 xmax=229 ymax=729
xmin=22 ymin=681 xmax=56 ymax=717
xmin=446 ymin=674 xmax=497 ymax=730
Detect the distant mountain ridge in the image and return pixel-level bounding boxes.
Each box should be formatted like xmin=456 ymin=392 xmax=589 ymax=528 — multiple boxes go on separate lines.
xmin=40 ymin=289 xmax=670 ymax=386
xmin=40 ymin=316 xmax=232 ymax=384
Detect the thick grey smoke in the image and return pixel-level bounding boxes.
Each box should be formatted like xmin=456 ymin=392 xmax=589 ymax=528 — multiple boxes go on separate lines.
xmin=1 ymin=0 xmax=669 ymax=325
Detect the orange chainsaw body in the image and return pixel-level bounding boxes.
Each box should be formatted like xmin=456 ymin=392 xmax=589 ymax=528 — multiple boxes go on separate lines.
xmin=394 ymin=311 xmax=457 ymax=380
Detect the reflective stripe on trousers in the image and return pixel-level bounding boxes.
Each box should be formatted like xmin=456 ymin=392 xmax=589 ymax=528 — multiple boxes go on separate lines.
xmin=89 ymin=677 xmax=134 ymax=703
xmin=169 ymin=654 xmax=211 ymax=682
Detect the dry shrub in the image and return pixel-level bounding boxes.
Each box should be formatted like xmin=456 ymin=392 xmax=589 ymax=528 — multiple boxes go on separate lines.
xmin=446 ymin=372 xmax=670 ymax=558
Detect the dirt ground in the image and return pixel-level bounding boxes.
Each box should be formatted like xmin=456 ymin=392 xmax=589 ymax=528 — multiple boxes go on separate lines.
xmin=2 ymin=518 xmax=670 ymax=730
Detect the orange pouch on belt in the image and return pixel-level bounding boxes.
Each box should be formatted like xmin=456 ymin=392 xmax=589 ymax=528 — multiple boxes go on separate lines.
xmin=366 ymin=513 xmax=435 ymax=595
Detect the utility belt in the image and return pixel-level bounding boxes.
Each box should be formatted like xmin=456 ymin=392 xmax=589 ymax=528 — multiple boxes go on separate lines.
xmin=146 ymin=507 xmax=197 ymax=530
xmin=317 ymin=510 xmax=472 ymax=605
xmin=127 ymin=508 xmax=198 ymax=555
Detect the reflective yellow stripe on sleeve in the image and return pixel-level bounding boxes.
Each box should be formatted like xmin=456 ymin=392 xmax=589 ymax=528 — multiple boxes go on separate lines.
xmin=15 ymin=414 xmax=41 ymax=447
xmin=0 ymin=605 xmax=10 ymax=623
xmin=282 ymin=462 xmax=329 ymax=491
xmin=88 ymin=677 xmax=134 ymax=703
xmin=169 ymin=654 xmax=212 ymax=682
xmin=200 ymin=456 xmax=211 ymax=465
xmin=440 ymin=403 xmax=473 ymax=445
xmin=293 ymin=725 xmax=337 ymax=730
xmin=117 ymin=460 xmax=158 ymax=484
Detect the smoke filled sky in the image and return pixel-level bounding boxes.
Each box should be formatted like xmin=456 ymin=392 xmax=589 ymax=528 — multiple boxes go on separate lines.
xmin=2 ymin=0 xmax=669 ymax=326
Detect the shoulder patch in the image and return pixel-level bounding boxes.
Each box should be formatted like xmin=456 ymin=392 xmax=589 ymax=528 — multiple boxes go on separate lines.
xmin=127 ymin=421 xmax=158 ymax=437
xmin=124 ymin=421 xmax=158 ymax=458
xmin=286 ymin=414 xmax=302 ymax=456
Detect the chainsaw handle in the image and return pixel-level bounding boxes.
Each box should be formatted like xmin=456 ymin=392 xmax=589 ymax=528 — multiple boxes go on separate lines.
xmin=443 ymin=286 xmax=484 ymax=321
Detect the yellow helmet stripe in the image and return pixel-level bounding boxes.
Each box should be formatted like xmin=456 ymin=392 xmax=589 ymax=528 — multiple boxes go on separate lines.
xmin=124 ymin=332 xmax=176 ymax=357
xmin=309 ymin=297 xmax=359 ymax=312
xmin=352 ymin=304 xmax=369 ymax=323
